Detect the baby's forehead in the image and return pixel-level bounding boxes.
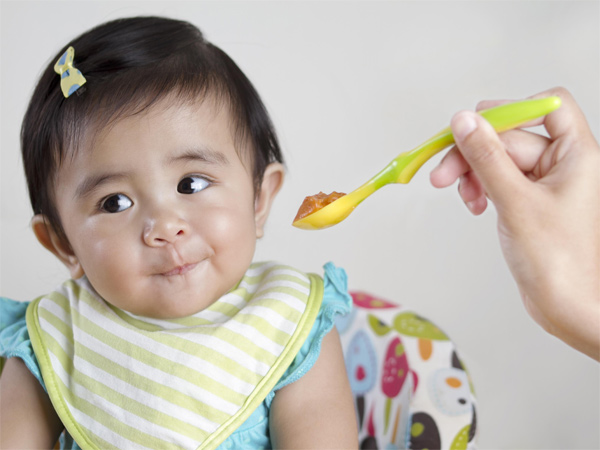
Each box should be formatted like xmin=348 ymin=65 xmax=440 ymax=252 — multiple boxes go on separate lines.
xmin=73 ymin=94 xmax=255 ymax=168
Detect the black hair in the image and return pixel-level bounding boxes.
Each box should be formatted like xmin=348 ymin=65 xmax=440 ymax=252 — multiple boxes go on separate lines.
xmin=21 ymin=16 xmax=283 ymax=243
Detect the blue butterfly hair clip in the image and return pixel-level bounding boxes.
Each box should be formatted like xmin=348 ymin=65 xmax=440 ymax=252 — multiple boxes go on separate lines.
xmin=54 ymin=46 xmax=87 ymax=98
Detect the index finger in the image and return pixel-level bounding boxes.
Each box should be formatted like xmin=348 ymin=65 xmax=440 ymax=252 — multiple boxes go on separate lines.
xmin=530 ymin=87 xmax=594 ymax=141
xmin=475 ymin=87 xmax=594 ymax=141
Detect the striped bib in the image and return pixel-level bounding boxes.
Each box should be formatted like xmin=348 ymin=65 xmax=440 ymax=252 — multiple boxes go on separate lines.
xmin=26 ymin=262 xmax=323 ymax=450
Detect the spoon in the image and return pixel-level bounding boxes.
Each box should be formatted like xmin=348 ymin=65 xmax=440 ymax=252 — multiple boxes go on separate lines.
xmin=292 ymin=96 xmax=562 ymax=230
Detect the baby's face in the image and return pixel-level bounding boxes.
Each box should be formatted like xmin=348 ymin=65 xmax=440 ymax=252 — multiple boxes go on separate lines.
xmin=52 ymin=98 xmax=263 ymax=318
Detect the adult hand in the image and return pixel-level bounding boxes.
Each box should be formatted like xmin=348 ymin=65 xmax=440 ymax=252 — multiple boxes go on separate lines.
xmin=430 ymin=87 xmax=599 ymax=360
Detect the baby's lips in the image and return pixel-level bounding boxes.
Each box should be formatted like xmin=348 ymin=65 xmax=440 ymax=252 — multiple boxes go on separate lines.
xmin=159 ymin=262 xmax=198 ymax=276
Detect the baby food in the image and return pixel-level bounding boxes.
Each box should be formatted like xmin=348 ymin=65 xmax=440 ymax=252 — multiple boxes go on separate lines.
xmin=293 ymin=191 xmax=346 ymax=222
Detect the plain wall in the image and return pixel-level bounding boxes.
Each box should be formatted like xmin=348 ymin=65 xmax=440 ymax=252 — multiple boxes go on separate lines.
xmin=1 ymin=1 xmax=598 ymax=448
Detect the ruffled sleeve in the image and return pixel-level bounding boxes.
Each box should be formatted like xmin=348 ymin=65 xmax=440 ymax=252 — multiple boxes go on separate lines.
xmin=269 ymin=262 xmax=352 ymax=398
xmin=0 ymin=297 xmax=44 ymax=388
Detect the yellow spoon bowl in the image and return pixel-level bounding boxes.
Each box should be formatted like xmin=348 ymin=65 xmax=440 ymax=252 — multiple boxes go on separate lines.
xmin=293 ymin=96 xmax=562 ymax=230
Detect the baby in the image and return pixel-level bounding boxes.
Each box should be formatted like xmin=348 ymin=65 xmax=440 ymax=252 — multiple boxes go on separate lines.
xmin=0 ymin=16 xmax=357 ymax=449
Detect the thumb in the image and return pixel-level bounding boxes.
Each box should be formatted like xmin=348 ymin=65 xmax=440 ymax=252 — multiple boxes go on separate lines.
xmin=451 ymin=110 xmax=528 ymax=209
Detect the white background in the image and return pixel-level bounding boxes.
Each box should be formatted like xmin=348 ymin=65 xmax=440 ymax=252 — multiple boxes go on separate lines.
xmin=1 ymin=1 xmax=598 ymax=448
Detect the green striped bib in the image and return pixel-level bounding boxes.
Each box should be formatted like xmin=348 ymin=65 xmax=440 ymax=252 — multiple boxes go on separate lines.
xmin=26 ymin=262 xmax=323 ymax=450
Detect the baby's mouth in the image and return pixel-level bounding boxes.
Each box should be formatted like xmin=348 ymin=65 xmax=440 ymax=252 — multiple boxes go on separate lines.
xmin=160 ymin=262 xmax=198 ymax=277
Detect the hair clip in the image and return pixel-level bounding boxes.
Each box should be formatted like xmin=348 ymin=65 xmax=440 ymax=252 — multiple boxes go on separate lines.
xmin=54 ymin=46 xmax=87 ymax=98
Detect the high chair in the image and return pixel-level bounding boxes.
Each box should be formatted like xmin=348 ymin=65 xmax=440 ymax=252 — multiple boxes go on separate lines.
xmin=340 ymin=292 xmax=477 ymax=450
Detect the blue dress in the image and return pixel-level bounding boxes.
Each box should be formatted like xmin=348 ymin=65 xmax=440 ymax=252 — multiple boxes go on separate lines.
xmin=0 ymin=263 xmax=351 ymax=450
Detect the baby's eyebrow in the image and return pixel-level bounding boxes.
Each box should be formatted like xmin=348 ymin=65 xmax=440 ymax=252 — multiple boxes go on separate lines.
xmin=75 ymin=172 xmax=128 ymax=200
xmin=167 ymin=147 xmax=230 ymax=166
xmin=74 ymin=148 xmax=229 ymax=200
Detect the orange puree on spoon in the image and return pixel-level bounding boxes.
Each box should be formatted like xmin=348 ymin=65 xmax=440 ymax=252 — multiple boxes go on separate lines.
xmin=293 ymin=191 xmax=347 ymax=223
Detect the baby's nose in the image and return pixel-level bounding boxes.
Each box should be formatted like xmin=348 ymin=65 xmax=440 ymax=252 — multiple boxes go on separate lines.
xmin=143 ymin=215 xmax=189 ymax=247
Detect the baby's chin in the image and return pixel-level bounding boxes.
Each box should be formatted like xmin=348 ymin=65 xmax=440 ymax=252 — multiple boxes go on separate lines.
xmin=95 ymin=285 xmax=221 ymax=320
xmin=86 ymin=276 xmax=229 ymax=320
xmin=118 ymin=295 xmax=217 ymax=320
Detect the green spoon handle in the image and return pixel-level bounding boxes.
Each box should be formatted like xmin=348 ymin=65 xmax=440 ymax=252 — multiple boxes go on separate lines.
xmin=389 ymin=96 xmax=562 ymax=184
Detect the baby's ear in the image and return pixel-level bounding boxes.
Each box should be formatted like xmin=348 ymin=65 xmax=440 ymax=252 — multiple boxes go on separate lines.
xmin=31 ymin=215 xmax=84 ymax=279
xmin=255 ymin=163 xmax=285 ymax=238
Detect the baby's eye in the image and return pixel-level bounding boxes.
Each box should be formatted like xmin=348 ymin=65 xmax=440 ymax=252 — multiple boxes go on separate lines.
xmin=100 ymin=194 xmax=133 ymax=213
xmin=178 ymin=176 xmax=210 ymax=194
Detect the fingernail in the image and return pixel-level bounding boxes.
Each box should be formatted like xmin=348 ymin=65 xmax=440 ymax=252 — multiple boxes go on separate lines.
xmin=453 ymin=112 xmax=478 ymax=141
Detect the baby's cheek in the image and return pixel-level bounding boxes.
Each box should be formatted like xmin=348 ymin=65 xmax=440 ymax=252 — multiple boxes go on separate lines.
xmin=206 ymin=207 xmax=257 ymax=259
xmin=80 ymin=238 xmax=138 ymax=294
xmin=210 ymin=203 xmax=255 ymax=236
xmin=95 ymin=239 xmax=134 ymax=270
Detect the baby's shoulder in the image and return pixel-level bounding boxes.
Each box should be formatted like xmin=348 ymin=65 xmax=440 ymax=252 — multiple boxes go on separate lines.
xmin=0 ymin=297 xmax=43 ymax=386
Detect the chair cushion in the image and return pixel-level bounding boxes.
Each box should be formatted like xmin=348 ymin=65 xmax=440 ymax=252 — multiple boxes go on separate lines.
xmin=338 ymin=292 xmax=477 ymax=450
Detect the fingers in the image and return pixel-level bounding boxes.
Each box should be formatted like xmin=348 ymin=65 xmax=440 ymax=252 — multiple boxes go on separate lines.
xmin=530 ymin=87 xmax=593 ymax=142
xmin=458 ymin=171 xmax=488 ymax=215
xmin=475 ymin=99 xmax=548 ymax=130
xmin=429 ymin=87 xmax=594 ymax=215
xmin=431 ymin=129 xmax=551 ymax=186
xmin=449 ymin=110 xmax=528 ymax=209
xmin=495 ymin=129 xmax=551 ymax=173
xmin=476 ymin=87 xmax=595 ymax=143
xmin=430 ymin=147 xmax=468 ymax=188
xmin=430 ymin=150 xmax=489 ymax=214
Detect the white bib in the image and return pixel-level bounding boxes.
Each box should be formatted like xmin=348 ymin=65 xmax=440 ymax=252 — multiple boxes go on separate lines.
xmin=27 ymin=262 xmax=323 ymax=450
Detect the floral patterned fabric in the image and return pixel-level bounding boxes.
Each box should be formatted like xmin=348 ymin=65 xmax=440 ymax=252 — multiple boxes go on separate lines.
xmin=338 ymin=292 xmax=477 ymax=450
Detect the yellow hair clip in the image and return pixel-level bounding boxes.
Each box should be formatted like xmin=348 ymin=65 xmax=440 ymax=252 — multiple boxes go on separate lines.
xmin=54 ymin=46 xmax=87 ymax=98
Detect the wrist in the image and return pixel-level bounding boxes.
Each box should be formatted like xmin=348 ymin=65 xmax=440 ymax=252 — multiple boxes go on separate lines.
xmin=524 ymin=286 xmax=600 ymax=361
